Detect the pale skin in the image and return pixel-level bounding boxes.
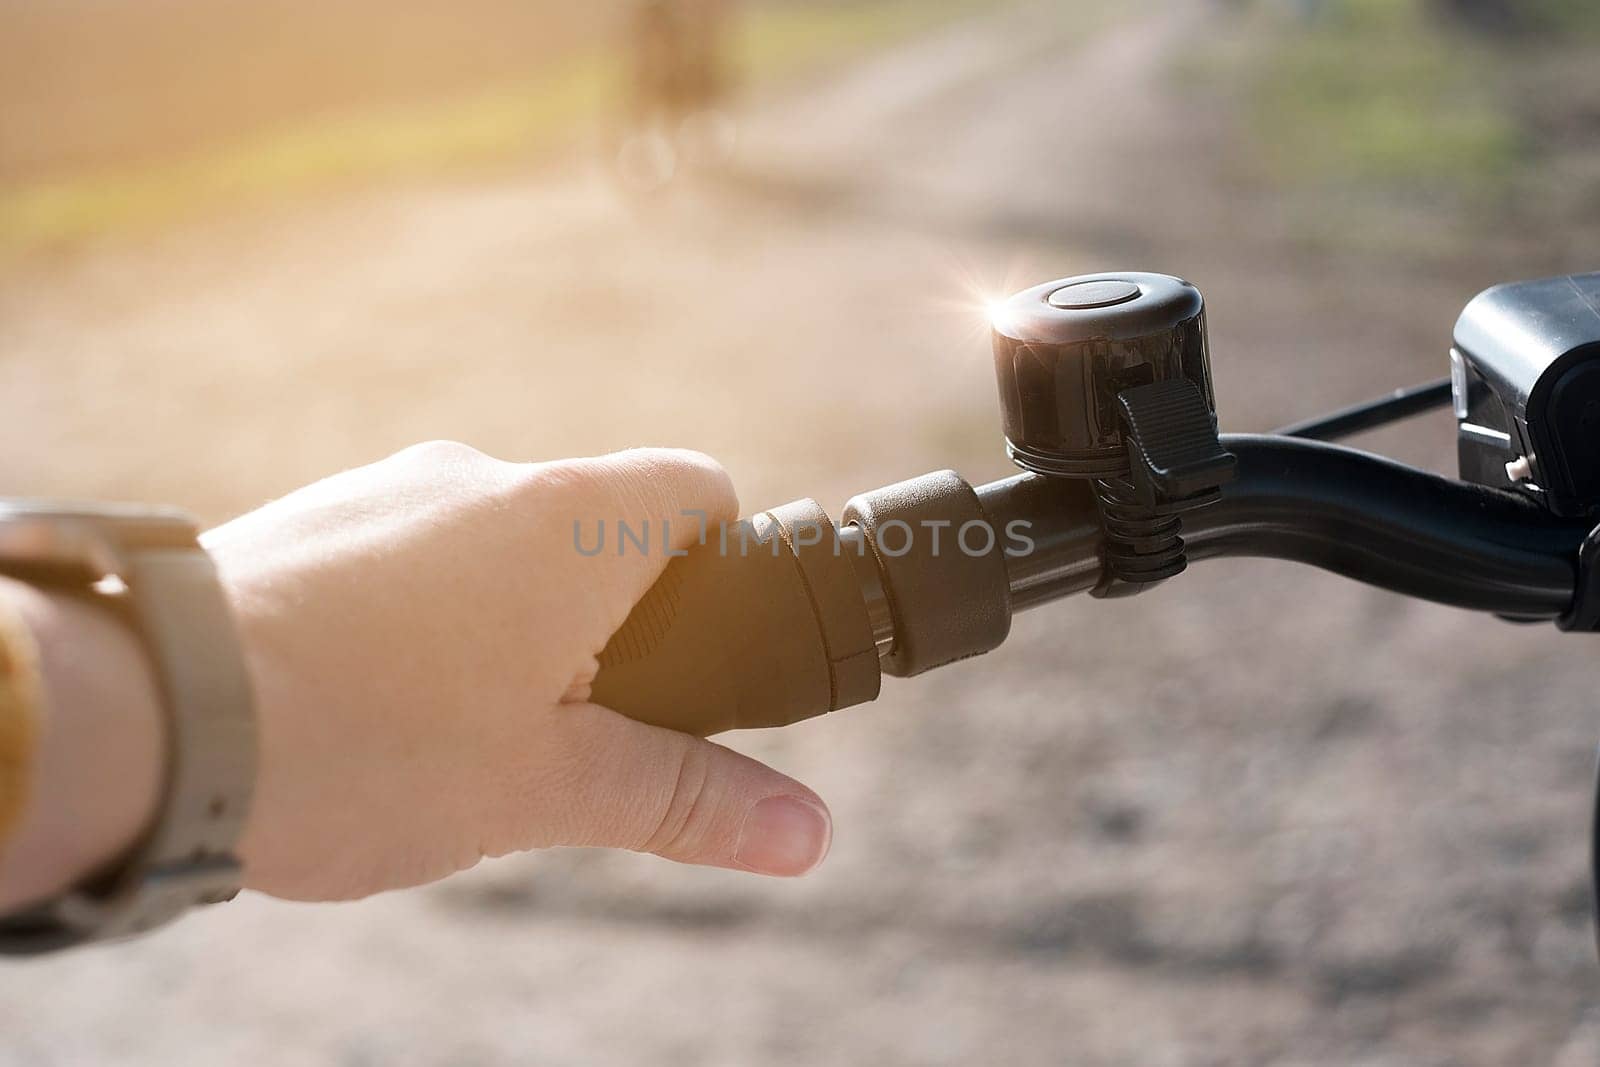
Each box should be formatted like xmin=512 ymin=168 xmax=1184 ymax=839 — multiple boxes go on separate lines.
xmin=0 ymin=443 xmax=832 ymax=914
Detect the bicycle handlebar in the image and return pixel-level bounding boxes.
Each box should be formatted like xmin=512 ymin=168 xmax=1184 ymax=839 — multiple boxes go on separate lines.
xmin=590 ymin=435 xmax=1588 ymax=737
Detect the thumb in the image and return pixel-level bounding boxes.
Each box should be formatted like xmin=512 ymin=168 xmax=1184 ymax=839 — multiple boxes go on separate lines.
xmin=540 ymin=702 xmax=832 ymax=877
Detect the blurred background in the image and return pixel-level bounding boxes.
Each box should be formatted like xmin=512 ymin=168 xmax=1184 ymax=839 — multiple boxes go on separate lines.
xmin=3 ymin=0 xmax=1600 ymax=1063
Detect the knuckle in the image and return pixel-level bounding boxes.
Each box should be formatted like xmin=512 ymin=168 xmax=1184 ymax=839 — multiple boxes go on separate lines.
xmin=517 ymin=456 xmax=660 ymax=532
xmin=641 ymin=741 xmax=716 ymax=858
xmin=622 ymin=447 xmax=722 ymax=479
xmin=638 ymin=448 xmax=738 ymax=510
xmin=394 ymin=439 xmax=494 ymax=471
xmin=516 ymin=448 xmax=736 ymax=524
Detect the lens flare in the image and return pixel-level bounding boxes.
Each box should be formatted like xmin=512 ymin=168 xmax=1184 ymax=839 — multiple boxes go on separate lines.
xmin=913 ymin=252 xmax=1043 ymax=350
xmin=984 ymin=297 xmax=1011 ymax=333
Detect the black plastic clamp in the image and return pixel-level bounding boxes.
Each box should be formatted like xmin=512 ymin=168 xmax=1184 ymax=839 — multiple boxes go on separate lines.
xmin=1118 ymin=379 xmax=1238 ymax=507
xmin=1559 ymin=522 xmax=1600 ymax=632
xmin=1091 ymin=379 xmax=1236 ymax=597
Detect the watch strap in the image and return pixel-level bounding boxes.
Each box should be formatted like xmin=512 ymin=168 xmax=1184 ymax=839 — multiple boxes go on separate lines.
xmin=0 ymin=507 xmax=256 ymax=954
xmin=0 ymin=590 xmax=42 ymax=852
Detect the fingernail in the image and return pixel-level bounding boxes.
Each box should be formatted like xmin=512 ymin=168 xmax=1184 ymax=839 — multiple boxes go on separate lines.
xmin=735 ymin=795 xmax=832 ymax=877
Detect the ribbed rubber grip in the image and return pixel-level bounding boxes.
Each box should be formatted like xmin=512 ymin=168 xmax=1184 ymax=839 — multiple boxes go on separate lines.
xmin=590 ymin=499 xmax=881 ymax=736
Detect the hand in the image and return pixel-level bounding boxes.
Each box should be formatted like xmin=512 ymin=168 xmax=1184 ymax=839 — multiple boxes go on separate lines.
xmin=200 ymin=442 xmax=831 ymax=901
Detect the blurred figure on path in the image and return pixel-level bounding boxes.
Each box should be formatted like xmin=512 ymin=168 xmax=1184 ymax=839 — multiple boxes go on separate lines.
xmin=619 ymin=0 xmax=737 ymax=191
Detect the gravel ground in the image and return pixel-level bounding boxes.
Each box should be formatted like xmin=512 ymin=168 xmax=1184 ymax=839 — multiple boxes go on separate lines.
xmin=2 ymin=2 xmax=1598 ymax=1064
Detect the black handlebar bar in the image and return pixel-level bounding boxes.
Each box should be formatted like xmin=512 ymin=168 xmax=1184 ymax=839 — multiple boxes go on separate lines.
xmin=1192 ymin=436 xmax=1581 ymax=615
xmin=590 ymin=434 xmax=1588 ymax=737
xmin=993 ymin=435 xmax=1584 ymax=616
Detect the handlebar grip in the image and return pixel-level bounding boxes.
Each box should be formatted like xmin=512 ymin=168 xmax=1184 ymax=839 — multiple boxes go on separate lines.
xmin=590 ymin=499 xmax=882 ymax=736
xmin=842 ymin=470 xmax=1013 ymax=677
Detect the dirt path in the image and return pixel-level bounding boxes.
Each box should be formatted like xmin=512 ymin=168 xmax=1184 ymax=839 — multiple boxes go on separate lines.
xmin=3 ymin=3 xmax=1598 ymax=1065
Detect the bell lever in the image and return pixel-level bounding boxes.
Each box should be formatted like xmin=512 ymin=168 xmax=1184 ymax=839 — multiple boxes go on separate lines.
xmin=1116 ymin=379 xmax=1236 ymax=506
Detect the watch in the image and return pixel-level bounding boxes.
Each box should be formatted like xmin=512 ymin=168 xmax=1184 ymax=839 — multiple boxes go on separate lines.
xmin=0 ymin=501 xmax=256 ymax=954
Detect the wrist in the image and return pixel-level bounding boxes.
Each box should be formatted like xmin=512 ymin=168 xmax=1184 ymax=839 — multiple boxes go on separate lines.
xmin=200 ymin=558 xmax=288 ymax=892
xmin=0 ymin=577 xmax=165 ymax=913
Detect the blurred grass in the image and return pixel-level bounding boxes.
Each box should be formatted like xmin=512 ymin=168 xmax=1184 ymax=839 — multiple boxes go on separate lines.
xmin=1520 ymin=0 xmax=1600 ymax=36
xmin=744 ymin=0 xmax=995 ymax=79
xmin=0 ymin=0 xmax=1002 ymax=254
xmin=0 ymin=53 xmax=610 ymax=254
xmin=1248 ymin=0 xmax=1521 ymax=195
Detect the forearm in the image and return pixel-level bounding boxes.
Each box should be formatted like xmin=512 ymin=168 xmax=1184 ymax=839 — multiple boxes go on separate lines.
xmin=0 ymin=577 xmax=164 ymax=914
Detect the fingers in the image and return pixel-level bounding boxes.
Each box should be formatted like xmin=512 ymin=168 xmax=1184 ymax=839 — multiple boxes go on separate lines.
xmin=526 ymin=447 xmax=741 ymax=631
xmin=535 ymin=702 xmax=832 ymax=877
xmin=544 ymin=447 xmax=740 ymax=543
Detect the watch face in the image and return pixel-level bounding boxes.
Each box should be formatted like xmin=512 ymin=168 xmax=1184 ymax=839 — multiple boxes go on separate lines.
xmin=0 ymin=503 xmax=199 ymax=581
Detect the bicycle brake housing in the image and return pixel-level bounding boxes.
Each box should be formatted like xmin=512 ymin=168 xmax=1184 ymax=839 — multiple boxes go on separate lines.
xmin=1453 ymin=272 xmax=1600 ymax=520
xmin=1454 ymin=272 xmax=1600 ymax=635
